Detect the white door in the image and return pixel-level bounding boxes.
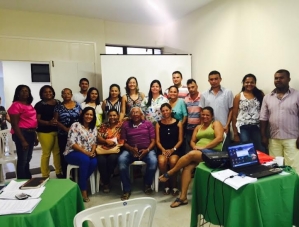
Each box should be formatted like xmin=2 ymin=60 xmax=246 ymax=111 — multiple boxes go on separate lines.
xmin=50 ymin=61 xmax=96 ymax=101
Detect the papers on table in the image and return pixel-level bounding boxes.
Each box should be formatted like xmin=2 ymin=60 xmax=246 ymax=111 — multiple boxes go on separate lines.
xmin=0 ymin=180 xmax=45 ymax=215
xmin=0 ymin=180 xmax=45 ymax=199
xmin=211 ymin=169 xmax=257 ymax=190
xmin=0 ymin=198 xmax=41 ymax=215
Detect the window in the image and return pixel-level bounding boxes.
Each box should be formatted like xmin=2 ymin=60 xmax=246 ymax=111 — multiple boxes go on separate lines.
xmin=31 ymin=64 xmax=50 ymax=82
xmin=105 ymin=45 xmax=162 ymax=55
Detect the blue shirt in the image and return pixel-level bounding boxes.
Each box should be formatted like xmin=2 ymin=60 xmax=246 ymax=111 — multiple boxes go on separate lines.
xmin=172 ymin=98 xmax=188 ymax=122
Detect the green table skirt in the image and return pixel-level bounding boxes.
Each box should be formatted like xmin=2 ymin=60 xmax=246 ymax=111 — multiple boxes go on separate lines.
xmin=191 ymin=163 xmax=299 ymax=227
xmin=0 ymin=179 xmax=85 ymax=227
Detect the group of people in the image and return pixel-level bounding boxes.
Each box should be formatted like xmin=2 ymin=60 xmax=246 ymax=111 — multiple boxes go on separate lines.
xmin=2 ymin=68 xmax=299 ymax=206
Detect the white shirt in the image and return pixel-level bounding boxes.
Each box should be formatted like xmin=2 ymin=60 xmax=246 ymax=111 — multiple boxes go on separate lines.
xmin=73 ymin=92 xmax=87 ymax=104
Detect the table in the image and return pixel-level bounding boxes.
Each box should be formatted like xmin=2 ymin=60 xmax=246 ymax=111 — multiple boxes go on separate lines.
xmin=191 ymin=163 xmax=299 ymax=227
xmin=0 ymin=179 xmax=85 ymax=227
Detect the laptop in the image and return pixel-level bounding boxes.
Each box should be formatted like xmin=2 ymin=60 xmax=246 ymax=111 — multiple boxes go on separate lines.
xmin=227 ymin=143 xmax=282 ymax=178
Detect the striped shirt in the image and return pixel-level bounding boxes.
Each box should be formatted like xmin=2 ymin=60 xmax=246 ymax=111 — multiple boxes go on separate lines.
xmin=199 ymin=87 xmax=233 ymax=127
xmin=185 ymin=93 xmax=201 ymax=130
xmin=103 ymin=98 xmax=122 ymax=114
xmin=164 ymin=85 xmax=189 ymax=99
xmin=260 ymin=88 xmax=299 ymax=139
xmin=121 ymin=120 xmax=155 ymax=150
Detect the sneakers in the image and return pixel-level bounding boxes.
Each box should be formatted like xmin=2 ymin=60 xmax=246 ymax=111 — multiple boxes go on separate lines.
xmin=144 ymin=185 xmax=153 ymax=195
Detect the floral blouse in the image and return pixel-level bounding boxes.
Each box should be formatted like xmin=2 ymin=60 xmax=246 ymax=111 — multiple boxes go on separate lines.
xmin=64 ymin=122 xmax=97 ymax=155
xmin=98 ymin=121 xmax=124 ymax=145
xmin=141 ymin=95 xmax=169 ymax=124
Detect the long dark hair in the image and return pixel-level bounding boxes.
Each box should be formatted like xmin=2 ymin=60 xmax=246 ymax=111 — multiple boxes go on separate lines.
xmin=241 ymin=74 xmax=264 ymax=107
xmin=13 ymin=85 xmax=33 ymax=104
xmin=84 ymin=87 xmax=101 ymax=105
xmin=39 ymin=85 xmax=56 ymax=100
xmin=108 ymin=84 xmax=121 ymax=100
xmin=146 ymin=80 xmax=162 ymax=107
xmin=79 ymin=107 xmax=97 ymax=130
xmin=125 ymin=77 xmax=139 ymax=94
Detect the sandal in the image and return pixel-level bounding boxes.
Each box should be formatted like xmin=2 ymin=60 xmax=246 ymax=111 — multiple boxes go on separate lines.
xmin=83 ymin=197 xmax=90 ymax=203
xmin=121 ymin=192 xmax=131 ymax=201
xmin=172 ymin=188 xmax=180 ymax=196
xmin=159 ymin=173 xmax=170 ymax=182
xmin=163 ymin=187 xmax=170 ymax=195
xmin=170 ymin=198 xmax=188 ymax=208
xmin=144 ymin=185 xmax=153 ymax=195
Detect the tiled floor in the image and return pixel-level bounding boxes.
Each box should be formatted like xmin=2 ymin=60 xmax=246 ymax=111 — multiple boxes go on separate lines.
xmin=2 ymin=149 xmax=217 ymax=227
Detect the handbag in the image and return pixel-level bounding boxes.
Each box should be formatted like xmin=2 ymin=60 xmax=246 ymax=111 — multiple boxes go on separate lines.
xmin=96 ymin=144 xmax=121 ymax=155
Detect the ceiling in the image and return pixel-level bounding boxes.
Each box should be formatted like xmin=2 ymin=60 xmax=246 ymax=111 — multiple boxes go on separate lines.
xmin=0 ymin=0 xmax=213 ymax=25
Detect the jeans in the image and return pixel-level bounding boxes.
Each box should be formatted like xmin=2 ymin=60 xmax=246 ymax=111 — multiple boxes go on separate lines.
xmin=239 ymin=125 xmax=265 ymax=152
xmin=58 ymin=134 xmax=68 ymax=178
xmin=64 ymin=151 xmax=97 ymax=191
xmin=12 ymin=131 xmax=35 ymax=179
xmin=97 ymin=154 xmax=119 ymax=185
xmin=118 ymin=150 xmax=157 ymax=193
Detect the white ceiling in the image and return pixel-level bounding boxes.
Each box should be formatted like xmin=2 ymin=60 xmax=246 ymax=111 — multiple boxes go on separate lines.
xmin=0 ymin=0 xmax=213 ymax=25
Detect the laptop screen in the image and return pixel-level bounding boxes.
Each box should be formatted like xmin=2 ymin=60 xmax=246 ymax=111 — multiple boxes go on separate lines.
xmin=228 ymin=143 xmax=259 ymax=168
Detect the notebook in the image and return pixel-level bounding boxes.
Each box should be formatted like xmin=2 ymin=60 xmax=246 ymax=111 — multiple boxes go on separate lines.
xmin=227 ymin=143 xmax=282 ymax=178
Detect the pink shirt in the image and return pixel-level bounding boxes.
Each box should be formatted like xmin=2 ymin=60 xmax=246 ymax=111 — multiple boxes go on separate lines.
xmin=8 ymin=102 xmax=37 ymax=133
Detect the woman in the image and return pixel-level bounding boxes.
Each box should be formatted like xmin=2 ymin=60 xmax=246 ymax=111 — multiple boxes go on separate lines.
xmin=232 ymin=74 xmax=265 ymax=152
xmin=102 ymin=84 xmax=122 ymax=119
xmin=0 ymin=96 xmax=10 ymax=130
xmin=168 ymin=86 xmax=187 ymax=124
xmin=81 ymin=87 xmax=103 ymax=127
xmin=120 ymin=77 xmax=145 ymax=121
xmin=64 ymin=107 xmax=98 ymax=202
xmin=97 ymin=108 xmax=124 ymax=193
xmin=54 ymin=88 xmax=81 ymax=178
xmin=7 ymin=85 xmax=39 ymax=179
xmin=159 ymin=107 xmax=223 ymax=208
xmin=34 ymin=85 xmax=63 ymax=178
xmin=141 ymin=80 xmax=168 ymax=125
xmin=156 ymin=103 xmax=183 ymax=196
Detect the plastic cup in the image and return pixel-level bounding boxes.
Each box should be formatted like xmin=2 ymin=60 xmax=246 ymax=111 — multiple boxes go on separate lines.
xmin=275 ymin=156 xmax=284 ymax=166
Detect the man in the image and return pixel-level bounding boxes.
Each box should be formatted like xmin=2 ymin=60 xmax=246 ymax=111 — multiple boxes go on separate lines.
xmin=199 ymin=71 xmax=233 ymax=150
xmin=184 ymin=79 xmax=201 ymax=152
xmin=73 ymin=78 xmax=89 ymax=104
xmin=260 ymin=69 xmax=299 ymax=172
xmin=118 ymin=106 xmax=157 ymax=200
xmin=164 ymin=71 xmax=189 ymax=99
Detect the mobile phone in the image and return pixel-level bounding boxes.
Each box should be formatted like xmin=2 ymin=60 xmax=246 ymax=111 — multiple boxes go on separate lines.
xmin=15 ymin=193 xmax=31 ymax=200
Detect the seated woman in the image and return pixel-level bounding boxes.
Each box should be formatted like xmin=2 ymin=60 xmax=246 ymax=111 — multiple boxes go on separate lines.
xmin=96 ymin=108 xmax=124 ymax=193
xmin=156 ymin=103 xmax=183 ymax=196
xmin=64 ymin=107 xmax=98 ymax=202
xmin=159 ymin=106 xmax=223 ymax=208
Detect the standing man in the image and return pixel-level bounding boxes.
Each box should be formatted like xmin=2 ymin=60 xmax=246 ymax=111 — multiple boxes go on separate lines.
xmin=184 ymin=79 xmax=201 ymax=152
xmin=199 ymin=71 xmax=234 ymax=150
xmin=164 ymin=71 xmax=189 ymax=99
xmin=260 ymin=69 xmax=299 ymax=172
xmin=73 ymin=78 xmax=89 ymax=104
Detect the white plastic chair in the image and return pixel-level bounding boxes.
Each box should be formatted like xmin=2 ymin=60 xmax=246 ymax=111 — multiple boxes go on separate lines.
xmin=121 ymin=161 xmax=159 ymax=192
xmin=73 ymin=197 xmax=157 ymax=227
xmin=221 ymin=132 xmax=227 ymax=151
xmin=0 ymin=129 xmax=17 ymax=178
xmin=66 ymin=164 xmax=96 ymax=194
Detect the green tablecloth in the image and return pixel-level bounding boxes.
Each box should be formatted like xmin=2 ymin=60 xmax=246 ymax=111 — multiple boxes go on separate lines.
xmin=0 ymin=179 xmax=85 ymax=227
xmin=191 ymin=163 xmax=299 ymax=227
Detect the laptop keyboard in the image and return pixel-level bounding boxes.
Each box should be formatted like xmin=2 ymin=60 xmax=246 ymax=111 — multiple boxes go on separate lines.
xmin=238 ymin=165 xmax=270 ymax=174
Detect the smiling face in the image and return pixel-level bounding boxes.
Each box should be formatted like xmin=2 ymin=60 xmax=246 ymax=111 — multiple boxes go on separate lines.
xmin=243 ymin=76 xmax=256 ymax=92
xmin=168 ymin=87 xmax=178 ymax=100
xmin=128 ymin=78 xmax=137 ymax=91
xmin=172 ymin=73 xmax=182 ymax=86
xmin=42 ymin=87 xmax=54 ymax=100
xmin=83 ymin=110 xmax=94 ymax=125
xmin=161 ymin=105 xmax=172 ymax=119
xmin=108 ymin=110 xmax=119 ymax=124
xmin=130 ymin=107 xmax=142 ymax=123
xmin=201 ymin=109 xmax=213 ymax=124
xmin=151 ymin=82 xmax=161 ymax=95
xmin=110 ymin=86 xmax=120 ymax=98
xmin=79 ymin=80 xmax=89 ymax=92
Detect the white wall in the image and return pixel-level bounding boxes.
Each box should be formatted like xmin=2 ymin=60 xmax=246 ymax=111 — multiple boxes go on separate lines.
xmin=164 ymin=0 xmax=299 ymax=96
xmin=2 ymin=61 xmax=51 ymax=108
